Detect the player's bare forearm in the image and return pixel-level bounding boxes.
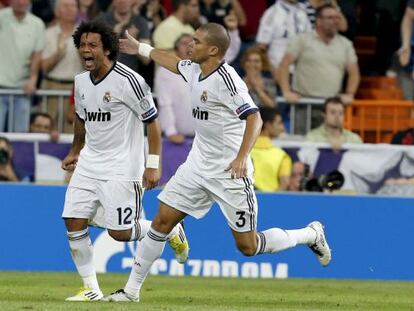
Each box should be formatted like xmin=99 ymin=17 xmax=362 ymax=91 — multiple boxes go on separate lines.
xmin=70 ymin=114 xmax=86 ymax=155
xmin=150 ymin=49 xmax=181 ymax=74
xmin=143 ymin=119 xmax=161 ymax=189
xmin=146 ymin=119 xmax=162 ymax=156
xmin=237 ymin=112 xmax=262 ymax=160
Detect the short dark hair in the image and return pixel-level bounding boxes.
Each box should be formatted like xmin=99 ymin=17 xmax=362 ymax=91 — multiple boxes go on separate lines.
xmin=0 ymin=136 xmax=12 ymax=149
xmin=323 ymin=97 xmax=344 ymax=112
xmin=30 ymin=112 xmax=53 ymax=126
xmin=73 ymin=20 xmax=119 ymax=61
xmin=315 ymin=3 xmax=338 ymax=19
xmin=259 ymin=107 xmax=281 ymax=129
xmin=172 ymin=0 xmax=190 ymax=12
xmin=197 ymin=23 xmax=230 ymax=57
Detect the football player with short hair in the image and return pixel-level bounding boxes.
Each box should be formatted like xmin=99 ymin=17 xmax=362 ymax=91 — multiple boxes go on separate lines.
xmin=105 ymin=22 xmax=332 ymax=303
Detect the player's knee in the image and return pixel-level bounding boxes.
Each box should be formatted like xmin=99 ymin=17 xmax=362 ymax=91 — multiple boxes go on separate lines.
xmin=151 ymin=216 xmax=176 ymax=234
xmin=236 ymin=243 xmax=256 ymax=257
xmin=107 ymin=229 xmax=129 ymax=241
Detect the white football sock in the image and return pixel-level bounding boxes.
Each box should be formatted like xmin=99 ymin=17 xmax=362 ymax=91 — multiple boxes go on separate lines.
xmin=130 ymin=219 xmax=151 ymax=241
xmin=124 ymin=228 xmax=168 ymax=298
xmin=256 ymin=227 xmax=316 ymax=255
xmin=67 ymin=229 xmax=100 ymax=292
xmin=129 ymin=220 xmax=178 ymax=241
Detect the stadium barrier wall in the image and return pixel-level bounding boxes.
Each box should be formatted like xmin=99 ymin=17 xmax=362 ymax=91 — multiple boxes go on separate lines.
xmin=1 ymin=184 xmax=413 ymax=281
xmin=3 ymin=133 xmax=414 ymax=194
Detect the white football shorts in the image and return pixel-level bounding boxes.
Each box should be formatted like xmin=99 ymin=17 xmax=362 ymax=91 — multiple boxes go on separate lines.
xmin=62 ymin=171 xmax=144 ymax=230
xmin=158 ymin=162 xmax=258 ymax=232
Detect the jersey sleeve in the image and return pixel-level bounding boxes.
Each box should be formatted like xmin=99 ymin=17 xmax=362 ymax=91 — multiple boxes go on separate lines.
xmin=176 ymin=59 xmax=197 ymax=84
xmin=218 ymin=66 xmax=259 ymax=119
xmin=73 ymin=78 xmax=85 ymax=120
xmin=123 ymin=74 xmax=158 ymax=123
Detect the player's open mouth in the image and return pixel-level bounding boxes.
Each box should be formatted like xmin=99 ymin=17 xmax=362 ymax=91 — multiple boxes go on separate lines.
xmin=83 ymin=57 xmax=94 ymax=66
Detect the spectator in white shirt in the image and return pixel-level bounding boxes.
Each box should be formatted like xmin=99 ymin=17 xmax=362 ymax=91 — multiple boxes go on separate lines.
xmin=256 ymin=0 xmax=311 ymax=79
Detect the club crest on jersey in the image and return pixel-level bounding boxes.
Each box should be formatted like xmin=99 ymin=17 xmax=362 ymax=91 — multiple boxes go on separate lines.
xmin=200 ymin=91 xmax=208 ymax=103
xmin=103 ymin=92 xmax=111 ymax=103
xmin=140 ymin=99 xmax=150 ymax=110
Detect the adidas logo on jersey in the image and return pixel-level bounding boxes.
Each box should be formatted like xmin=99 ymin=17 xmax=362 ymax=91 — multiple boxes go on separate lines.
xmin=84 ymin=108 xmax=111 ymax=122
xmin=192 ymin=106 xmax=208 ymax=120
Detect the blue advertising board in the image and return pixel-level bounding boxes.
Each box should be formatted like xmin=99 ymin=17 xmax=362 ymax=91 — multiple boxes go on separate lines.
xmin=0 ymin=184 xmax=413 ymax=280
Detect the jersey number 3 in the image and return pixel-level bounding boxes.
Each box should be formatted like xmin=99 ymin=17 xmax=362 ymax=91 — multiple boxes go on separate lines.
xmin=235 ymin=211 xmax=246 ymax=228
xmin=117 ymin=207 xmax=133 ymax=225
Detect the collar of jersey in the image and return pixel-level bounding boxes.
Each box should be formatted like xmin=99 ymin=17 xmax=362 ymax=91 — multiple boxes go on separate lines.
xmin=198 ymin=61 xmax=225 ymax=82
xmin=89 ymin=61 xmax=116 ymax=85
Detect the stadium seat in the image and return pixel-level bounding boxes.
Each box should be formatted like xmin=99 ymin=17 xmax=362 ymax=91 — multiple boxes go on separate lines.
xmin=344 ymin=100 xmax=414 ymax=143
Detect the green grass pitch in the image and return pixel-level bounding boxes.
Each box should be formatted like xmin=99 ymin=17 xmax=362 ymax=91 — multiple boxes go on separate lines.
xmin=1 ymin=272 xmax=414 ymax=310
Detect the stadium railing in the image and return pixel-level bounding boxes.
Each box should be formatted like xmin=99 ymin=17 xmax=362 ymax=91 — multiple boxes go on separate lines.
xmin=0 ymin=89 xmax=72 ymax=133
xmin=0 ymin=89 xmax=326 ymax=135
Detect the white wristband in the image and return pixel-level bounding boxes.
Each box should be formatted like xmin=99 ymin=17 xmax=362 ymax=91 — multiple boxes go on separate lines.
xmin=146 ymin=154 xmax=159 ymax=169
xmin=138 ymin=43 xmax=154 ymax=58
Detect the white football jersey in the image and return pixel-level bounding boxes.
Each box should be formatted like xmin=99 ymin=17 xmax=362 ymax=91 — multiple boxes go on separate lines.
xmin=176 ymin=60 xmax=259 ymax=178
xmin=74 ymin=62 xmax=158 ymax=181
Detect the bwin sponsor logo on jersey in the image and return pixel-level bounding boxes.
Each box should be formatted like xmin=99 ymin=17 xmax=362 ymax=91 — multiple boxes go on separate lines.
xmin=84 ymin=108 xmax=111 ymax=122
xmin=192 ymin=106 xmax=208 ymax=120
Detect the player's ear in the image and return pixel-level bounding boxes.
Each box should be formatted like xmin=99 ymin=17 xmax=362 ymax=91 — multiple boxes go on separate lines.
xmin=209 ymin=46 xmax=219 ymax=57
xmin=104 ymin=50 xmax=110 ymax=57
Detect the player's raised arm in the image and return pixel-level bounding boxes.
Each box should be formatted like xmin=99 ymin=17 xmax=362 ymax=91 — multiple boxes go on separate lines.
xmin=120 ymin=30 xmax=181 ymax=74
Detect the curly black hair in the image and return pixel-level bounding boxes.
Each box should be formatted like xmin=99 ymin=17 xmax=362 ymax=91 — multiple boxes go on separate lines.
xmin=73 ymin=20 xmax=119 ymax=61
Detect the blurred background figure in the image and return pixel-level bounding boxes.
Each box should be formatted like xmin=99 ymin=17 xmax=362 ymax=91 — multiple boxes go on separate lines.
xmin=132 ymin=0 xmax=167 ymax=33
xmin=76 ymin=0 xmax=101 ymax=23
xmin=300 ymin=0 xmax=348 ymax=32
xmin=256 ymin=0 xmax=311 ymax=81
xmin=306 ymin=97 xmax=362 ymax=148
xmin=0 ymin=136 xmax=20 ymax=182
xmin=279 ymin=3 xmax=359 ymax=106
xmin=41 ymin=0 xmax=82 ymax=133
xmin=155 ymin=33 xmax=195 ymax=144
xmin=0 ymin=0 xmax=45 ymax=132
xmin=278 ymin=3 xmax=359 ymax=134
xmin=251 ymin=107 xmax=291 ymax=192
xmin=99 ymin=0 xmax=151 ymax=73
xmin=199 ymin=0 xmax=246 ymax=27
xmin=241 ymin=47 xmax=277 ymax=108
xmin=287 ymin=161 xmax=306 ymax=192
xmin=152 ymin=0 xmax=199 ymax=50
xmin=221 ymin=10 xmax=241 ymax=64
xmin=29 ymin=112 xmax=60 ymax=142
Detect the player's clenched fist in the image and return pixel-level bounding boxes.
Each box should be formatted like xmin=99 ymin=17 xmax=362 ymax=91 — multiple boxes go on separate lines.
xmin=142 ymin=168 xmax=160 ymax=190
xmin=225 ymin=156 xmax=248 ymax=179
xmin=62 ymin=153 xmax=79 ymax=171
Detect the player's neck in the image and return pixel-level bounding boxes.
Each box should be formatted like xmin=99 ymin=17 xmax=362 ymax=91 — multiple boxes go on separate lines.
xmin=91 ymin=60 xmax=114 ymax=82
xmin=199 ymin=58 xmax=223 ymax=78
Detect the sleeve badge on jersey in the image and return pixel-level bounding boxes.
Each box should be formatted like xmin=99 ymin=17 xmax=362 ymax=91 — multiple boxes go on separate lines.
xmin=103 ymin=91 xmax=111 ymax=103
xmin=233 ymin=94 xmax=245 ymax=107
xmin=139 ymin=98 xmax=150 ymax=110
xmin=236 ymin=103 xmax=250 ymax=115
xmin=200 ymin=90 xmax=208 ymax=103
xmin=141 ymin=107 xmax=156 ymax=119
